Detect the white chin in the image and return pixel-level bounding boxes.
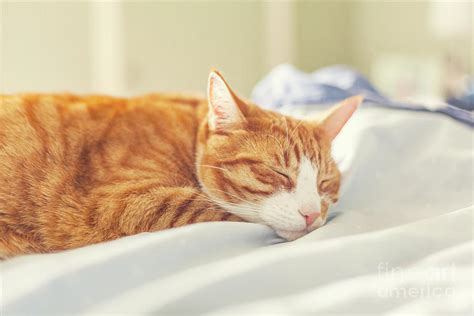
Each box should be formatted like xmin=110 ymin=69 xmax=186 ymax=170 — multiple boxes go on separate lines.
xmin=275 ymin=229 xmax=308 ymax=241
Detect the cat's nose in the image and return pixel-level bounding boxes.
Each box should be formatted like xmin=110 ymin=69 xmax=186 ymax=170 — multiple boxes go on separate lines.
xmin=303 ymin=212 xmax=320 ymax=227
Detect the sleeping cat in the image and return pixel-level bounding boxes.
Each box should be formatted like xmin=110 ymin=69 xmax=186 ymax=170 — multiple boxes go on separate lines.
xmin=0 ymin=70 xmax=362 ymax=257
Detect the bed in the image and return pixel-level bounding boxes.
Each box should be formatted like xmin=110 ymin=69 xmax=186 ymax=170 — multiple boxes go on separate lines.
xmin=2 ymin=101 xmax=472 ymax=315
xmin=1 ymin=65 xmax=473 ymax=315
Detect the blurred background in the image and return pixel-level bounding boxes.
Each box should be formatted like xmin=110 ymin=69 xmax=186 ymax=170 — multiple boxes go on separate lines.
xmin=0 ymin=1 xmax=472 ymax=103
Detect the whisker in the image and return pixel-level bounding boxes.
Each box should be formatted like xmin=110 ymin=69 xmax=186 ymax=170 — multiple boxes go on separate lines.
xmin=189 ymin=196 xmax=257 ymax=210
xmin=190 ymin=192 xmax=263 ymax=222
xmin=199 ymin=164 xmax=230 ymax=173
xmin=216 ymin=204 xmax=262 ymax=220
xmin=190 ymin=191 xmax=261 ymax=211
xmin=267 ymin=134 xmax=284 ymax=152
xmin=207 ymin=187 xmax=261 ymax=207
xmin=289 ymin=119 xmax=304 ymax=144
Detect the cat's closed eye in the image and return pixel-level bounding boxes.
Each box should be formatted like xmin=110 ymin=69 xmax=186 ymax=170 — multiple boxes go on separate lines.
xmin=272 ymin=168 xmax=289 ymax=179
xmin=269 ymin=167 xmax=293 ymax=186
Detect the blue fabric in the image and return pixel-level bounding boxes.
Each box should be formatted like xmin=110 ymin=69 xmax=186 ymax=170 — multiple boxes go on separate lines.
xmin=446 ymin=78 xmax=474 ymax=111
xmin=251 ymin=64 xmax=473 ymax=127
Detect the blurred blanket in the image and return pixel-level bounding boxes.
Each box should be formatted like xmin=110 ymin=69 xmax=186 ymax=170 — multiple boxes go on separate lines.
xmin=1 ymin=104 xmax=472 ymax=315
xmin=447 ymin=77 xmax=474 ymax=111
xmin=252 ymin=64 xmax=473 ymax=126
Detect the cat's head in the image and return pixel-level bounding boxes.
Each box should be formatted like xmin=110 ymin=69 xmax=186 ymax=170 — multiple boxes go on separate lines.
xmin=196 ymin=70 xmax=362 ymax=240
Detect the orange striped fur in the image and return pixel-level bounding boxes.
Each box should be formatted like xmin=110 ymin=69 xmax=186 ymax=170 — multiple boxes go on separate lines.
xmin=0 ymin=71 xmax=361 ymax=257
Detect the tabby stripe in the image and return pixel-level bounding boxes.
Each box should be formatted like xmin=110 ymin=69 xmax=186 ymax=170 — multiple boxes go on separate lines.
xmin=149 ymin=115 xmax=195 ymax=177
xmin=272 ymin=153 xmax=280 ymax=166
xmin=118 ymin=145 xmax=166 ymax=172
xmin=139 ymin=128 xmax=178 ymax=164
xmin=110 ymin=198 xmax=133 ymax=233
xmin=56 ymin=105 xmax=71 ymax=165
xmin=318 ymin=147 xmax=325 ymax=170
xmin=283 ymin=150 xmax=290 ymax=168
xmin=146 ymin=196 xmax=173 ymax=230
xmin=211 ymin=170 xmax=231 ymax=200
xmin=249 ymin=165 xmax=274 ymax=179
xmin=24 ymin=97 xmax=50 ymax=159
xmin=187 ymin=208 xmax=207 ymax=223
xmin=294 ymin=145 xmax=301 ymax=162
xmin=169 ymin=192 xmax=198 ymax=227
xmin=122 ymin=182 xmax=163 ymax=196
xmin=74 ymin=146 xmax=93 ymax=191
xmin=220 ymin=212 xmax=233 ymax=221
xmin=249 ymin=166 xmax=281 ymax=187
xmin=224 ymin=178 xmax=245 ymax=199
xmin=254 ymin=173 xmax=280 ymax=187
xmin=219 ymin=157 xmax=261 ymax=166
xmin=168 ymin=97 xmax=200 ymax=107
xmin=74 ymin=112 xmax=120 ymax=191
xmin=218 ymin=171 xmax=247 ymax=198
xmin=239 ymin=185 xmax=272 ymax=196
xmin=93 ymin=110 xmax=121 ymax=170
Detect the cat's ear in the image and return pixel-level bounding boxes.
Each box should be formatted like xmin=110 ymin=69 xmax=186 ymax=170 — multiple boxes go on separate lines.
xmin=320 ymin=95 xmax=363 ymax=141
xmin=207 ymin=70 xmax=246 ymax=131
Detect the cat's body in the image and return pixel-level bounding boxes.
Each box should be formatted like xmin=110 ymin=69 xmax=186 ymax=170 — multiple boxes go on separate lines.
xmin=0 ymin=93 xmax=240 ymax=256
xmin=0 ymin=71 xmax=361 ymax=258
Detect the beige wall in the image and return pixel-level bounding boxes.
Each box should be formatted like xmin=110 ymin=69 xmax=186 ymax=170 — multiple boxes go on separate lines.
xmin=295 ymin=2 xmax=353 ymax=71
xmin=122 ymin=2 xmax=264 ymax=96
xmin=294 ymin=1 xmax=471 ymax=98
xmin=295 ymin=1 xmax=471 ymax=73
xmin=1 ymin=1 xmax=471 ymax=97
xmin=1 ymin=2 xmax=92 ymax=93
xmin=349 ymin=1 xmax=472 ymax=76
xmin=0 ymin=1 xmax=265 ymax=96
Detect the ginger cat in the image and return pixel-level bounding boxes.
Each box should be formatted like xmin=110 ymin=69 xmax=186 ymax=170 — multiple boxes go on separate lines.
xmin=0 ymin=71 xmax=362 ymax=258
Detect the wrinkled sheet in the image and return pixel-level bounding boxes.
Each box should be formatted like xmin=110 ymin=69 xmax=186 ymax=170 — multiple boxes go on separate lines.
xmin=1 ymin=106 xmax=472 ymax=315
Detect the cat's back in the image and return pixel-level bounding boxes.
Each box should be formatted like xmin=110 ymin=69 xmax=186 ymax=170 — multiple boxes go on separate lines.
xmin=0 ymin=91 xmax=206 ymax=182
xmin=0 ymin=93 xmax=205 ymax=217
xmin=0 ymin=92 xmax=206 ymax=133
xmin=0 ymin=93 xmax=208 ymax=254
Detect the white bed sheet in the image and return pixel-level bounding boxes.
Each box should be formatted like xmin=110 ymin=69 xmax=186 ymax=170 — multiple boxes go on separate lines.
xmin=1 ymin=106 xmax=472 ymax=315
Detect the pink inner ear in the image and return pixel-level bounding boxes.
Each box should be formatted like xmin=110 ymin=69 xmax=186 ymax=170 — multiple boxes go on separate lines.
xmin=207 ymin=71 xmax=243 ymax=130
xmin=322 ymin=95 xmax=363 ymax=140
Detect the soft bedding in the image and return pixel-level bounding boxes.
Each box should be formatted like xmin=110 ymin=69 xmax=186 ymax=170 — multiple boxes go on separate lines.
xmin=1 ymin=103 xmax=472 ymax=315
xmin=252 ymin=64 xmax=473 ymax=126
